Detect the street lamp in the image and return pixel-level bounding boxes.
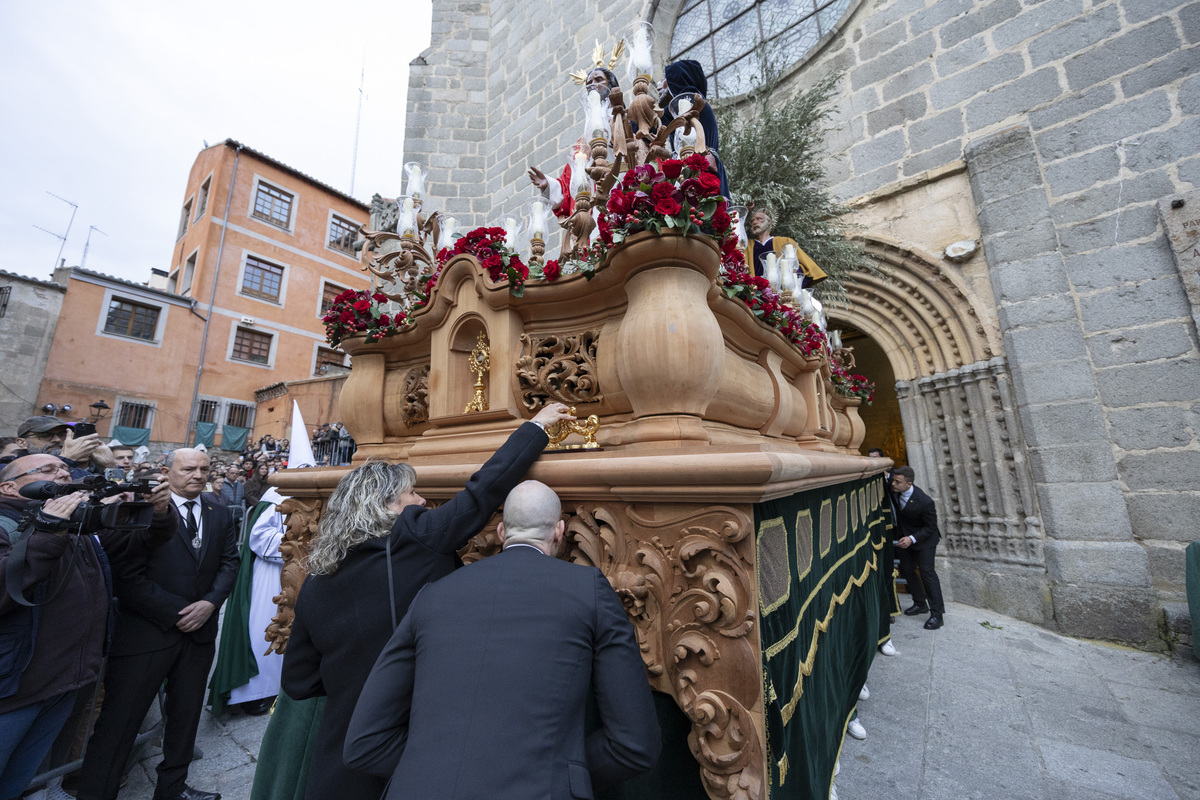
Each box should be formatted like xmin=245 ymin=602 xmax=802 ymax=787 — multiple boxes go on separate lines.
xmin=90 ymin=400 xmax=111 ymax=422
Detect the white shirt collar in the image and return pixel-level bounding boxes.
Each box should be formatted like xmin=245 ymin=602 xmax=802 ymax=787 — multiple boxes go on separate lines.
xmin=503 ymin=543 xmax=545 ymax=555
xmin=899 ymin=486 xmax=915 ymax=504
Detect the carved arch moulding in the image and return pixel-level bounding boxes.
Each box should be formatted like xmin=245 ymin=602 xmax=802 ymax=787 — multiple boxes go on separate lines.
xmin=835 ymin=238 xmax=1043 ymax=568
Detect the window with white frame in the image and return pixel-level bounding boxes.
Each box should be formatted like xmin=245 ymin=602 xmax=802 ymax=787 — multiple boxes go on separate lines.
xmin=320 ymin=281 xmax=350 ymax=314
xmin=231 ymin=327 xmax=273 ymax=364
xmin=179 ymin=252 xmax=198 ymax=296
xmin=103 ymin=297 xmax=160 ymax=341
xmin=196 ymin=398 xmax=219 ymax=424
xmin=252 ymin=181 xmax=294 ymax=229
xmin=327 ymin=214 xmax=359 ymax=256
xmin=226 ymin=402 xmax=254 ymax=429
xmin=177 ymin=198 xmax=193 ymax=239
xmin=195 ymin=177 xmax=211 ymax=220
xmin=117 ymin=401 xmax=154 ymax=429
xmin=240 ymin=255 xmax=284 ymax=302
xmin=315 ymin=346 xmax=347 ymax=375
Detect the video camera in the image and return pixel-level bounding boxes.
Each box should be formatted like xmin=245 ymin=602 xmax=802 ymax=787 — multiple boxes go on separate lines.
xmin=19 ymin=469 xmax=157 ymax=532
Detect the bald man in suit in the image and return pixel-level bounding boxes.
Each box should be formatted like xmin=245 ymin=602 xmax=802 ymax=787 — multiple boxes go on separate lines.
xmin=344 ymin=480 xmax=660 ymax=799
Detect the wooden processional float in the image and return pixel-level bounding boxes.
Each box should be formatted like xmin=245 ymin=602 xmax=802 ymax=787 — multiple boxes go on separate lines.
xmin=266 ymin=27 xmax=889 ymax=800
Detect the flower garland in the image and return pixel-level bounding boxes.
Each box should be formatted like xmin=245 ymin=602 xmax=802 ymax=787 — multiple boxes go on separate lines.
xmin=322 ymin=290 xmax=409 ymax=347
xmin=718 ymin=251 xmax=829 ymax=360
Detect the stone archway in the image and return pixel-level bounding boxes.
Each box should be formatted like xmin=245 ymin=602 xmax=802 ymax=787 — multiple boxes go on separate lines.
xmin=830 ymin=237 xmax=1051 ymax=622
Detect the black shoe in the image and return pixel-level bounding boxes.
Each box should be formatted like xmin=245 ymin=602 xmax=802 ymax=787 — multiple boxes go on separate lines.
xmin=155 ymin=785 xmax=222 ymax=800
xmin=239 ymin=697 xmax=274 ymax=715
xmin=924 ymin=614 xmax=943 ymax=630
xmin=903 ymin=603 xmax=929 ymax=616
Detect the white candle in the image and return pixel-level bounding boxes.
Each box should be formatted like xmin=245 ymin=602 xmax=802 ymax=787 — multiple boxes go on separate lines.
xmin=676 ymin=96 xmax=692 ymax=117
xmin=504 ymin=217 xmax=517 ymax=249
xmin=442 ymin=216 xmax=458 ymax=246
xmin=765 ymin=252 xmax=781 ymax=290
xmin=401 ymin=197 xmax=415 ymax=234
xmin=531 ymin=200 xmax=546 ymax=238
xmin=571 ymin=151 xmax=589 ymax=194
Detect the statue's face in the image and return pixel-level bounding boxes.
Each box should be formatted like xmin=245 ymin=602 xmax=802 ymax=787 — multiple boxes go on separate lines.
xmin=749 ymin=211 xmax=770 ymax=236
xmin=586 ymin=69 xmax=612 ymax=101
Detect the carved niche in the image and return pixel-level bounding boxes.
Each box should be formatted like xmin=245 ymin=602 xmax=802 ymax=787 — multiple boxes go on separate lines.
xmin=516 ymin=330 xmax=604 ymax=410
xmin=265 ymin=497 xmax=323 ymax=655
xmin=402 ymin=364 xmax=431 ymax=427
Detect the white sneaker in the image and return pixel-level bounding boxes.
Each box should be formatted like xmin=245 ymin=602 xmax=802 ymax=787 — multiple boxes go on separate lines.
xmin=880 ymin=640 xmax=897 ymax=656
xmin=847 ymin=718 xmax=867 ymax=740
xmin=858 ymin=684 xmax=869 ymax=702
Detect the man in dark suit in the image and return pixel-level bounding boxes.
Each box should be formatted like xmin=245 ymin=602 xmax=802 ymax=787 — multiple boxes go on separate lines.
xmin=891 ymin=465 xmax=945 ymax=630
xmin=78 ymin=448 xmax=240 ymax=800
xmin=344 ymin=480 xmax=661 ymax=799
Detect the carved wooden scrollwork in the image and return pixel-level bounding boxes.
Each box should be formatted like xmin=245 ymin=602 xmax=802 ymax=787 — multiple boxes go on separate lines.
xmin=566 ymin=503 xmax=764 ymax=800
xmin=516 ymin=330 xmax=604 ymax=411
xmin=265 ymin=497 xmax=324 ymax=655
xmin=402 ymin=364 xmax=431 ymax=427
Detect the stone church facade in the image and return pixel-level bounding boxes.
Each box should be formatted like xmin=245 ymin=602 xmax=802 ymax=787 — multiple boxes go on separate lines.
xmin=400 ymin=0 xmax=1199 ymax=648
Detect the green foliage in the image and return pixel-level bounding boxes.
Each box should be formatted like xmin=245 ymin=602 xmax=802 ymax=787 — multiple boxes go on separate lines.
xmin=716 ymin=69 xmax=873 ymax=299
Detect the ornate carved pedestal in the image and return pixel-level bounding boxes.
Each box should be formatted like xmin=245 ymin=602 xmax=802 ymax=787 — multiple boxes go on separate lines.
xmin=269 ymin=231 xmax=886 ymax=800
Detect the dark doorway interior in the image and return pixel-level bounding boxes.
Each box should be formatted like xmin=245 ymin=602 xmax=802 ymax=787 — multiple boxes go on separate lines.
xmin=838 ymin=324 xmax=906 ymax=465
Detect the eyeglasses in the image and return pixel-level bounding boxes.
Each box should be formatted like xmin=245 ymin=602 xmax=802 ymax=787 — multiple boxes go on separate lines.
xmin=13 ymin=463 xmax=70 ymax=479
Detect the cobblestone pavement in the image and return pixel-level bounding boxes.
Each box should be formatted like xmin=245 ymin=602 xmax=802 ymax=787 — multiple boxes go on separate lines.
xmin=106 ymin=602 xmax=1198 ymax=800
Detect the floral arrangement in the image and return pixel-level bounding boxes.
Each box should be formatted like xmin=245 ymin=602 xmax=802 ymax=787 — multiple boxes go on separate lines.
xmin=604 ymin=155 xmax=734 ymax=241
xmin=441 ymin=226 xmax=530 ymax=296
xmin=322 ymin=289 xmax=409 ymax=347
xmin=830 ymin=360 xmax=875 ymax=404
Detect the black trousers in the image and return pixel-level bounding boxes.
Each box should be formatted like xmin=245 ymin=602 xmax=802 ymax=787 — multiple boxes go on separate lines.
xmin=77 ymin=637 xmax=215 ymax=800
xmin=897 ymin=541 xmax=944 ymax=614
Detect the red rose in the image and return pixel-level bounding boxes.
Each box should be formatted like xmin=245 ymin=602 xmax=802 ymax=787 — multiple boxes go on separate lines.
xmin=650 ymin=182 xmax=677 ymax=201
xmin=655 ymin=197 xmax=682 ymax=216
xmin=684 ymin=153 xmax=711 ymax=172
xmin=340 ymin=310 xmax=355 ymax=323
xmin=372 ymin=292 xmax=388 ymax=303
xmin=696 ymin=172 xmax=721 ymax=195
xmin=543 ymin=259 xmax=561 ymax=282
xmin=482 ymin=252 xmax=503 ymax=270
xmin=659 ymin=159 xmax=684 ymax=180
xmin=608 ymin=189 xmax=630 ymax=215
xmin=712 ymin=204 xmax=731 ymax=231
xmin=510 ymin=258 xmax=529 ymax=281
xmin=353 ymin=299 xmax=371 ymax=313
xmin=597 ymin=215 xmax=614 ymax=245
xmin=378 ymin=313 xmax=391 ymax=326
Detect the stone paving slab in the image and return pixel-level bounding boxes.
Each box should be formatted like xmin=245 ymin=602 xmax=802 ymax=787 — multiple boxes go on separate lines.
xmin=106 ymin=601 xmax=1199 ymax=800
xmin=837 ymin=602 xmax=1200 ymax=800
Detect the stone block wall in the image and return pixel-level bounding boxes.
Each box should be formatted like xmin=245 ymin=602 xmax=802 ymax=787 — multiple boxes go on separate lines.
xmin=763 ymin=0 xmax=1199 ymax=643
xmin=0 ymin=270 xmax=65 ymax=435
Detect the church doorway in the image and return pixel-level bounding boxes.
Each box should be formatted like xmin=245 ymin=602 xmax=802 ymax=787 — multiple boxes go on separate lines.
xmin=838 ymin=323 xmax=906 ymax=465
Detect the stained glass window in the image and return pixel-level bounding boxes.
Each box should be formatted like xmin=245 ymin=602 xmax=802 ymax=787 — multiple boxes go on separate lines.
xmin=668 ymin=0 xmax=849 ymax=98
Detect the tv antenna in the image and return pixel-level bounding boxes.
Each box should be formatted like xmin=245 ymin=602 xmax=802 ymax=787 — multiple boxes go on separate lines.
xmin=80 ymin=225 xmax=108 ymax=270
xmin=32 ymin=191 xmax=78 ymax=273
xmin=349 ymin=49 xmax=366 ymax=195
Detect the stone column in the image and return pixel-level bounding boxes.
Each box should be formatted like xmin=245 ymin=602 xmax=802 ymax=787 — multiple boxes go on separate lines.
xmin=966 ymin=124 xmax=1158 ymax=644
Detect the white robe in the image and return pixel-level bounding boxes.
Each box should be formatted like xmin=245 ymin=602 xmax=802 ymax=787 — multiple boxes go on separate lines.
xmin=229 ymin=488 xmax=286 ymax=704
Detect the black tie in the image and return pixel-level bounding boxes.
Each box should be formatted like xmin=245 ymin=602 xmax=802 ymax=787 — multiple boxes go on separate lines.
xmin=184 ymin=501 xmax=200 ymax=550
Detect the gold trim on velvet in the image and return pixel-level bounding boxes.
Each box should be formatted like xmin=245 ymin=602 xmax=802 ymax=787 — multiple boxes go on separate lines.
xmin=836 ymin=494 xmax=848 ymax=543
xmin=757 ymin=515 xmax=792 ymax=616
xmin=795 ymin=509 xmax=814 ymax=585
xmin=819 ymin=499 xmax=832 ymax=557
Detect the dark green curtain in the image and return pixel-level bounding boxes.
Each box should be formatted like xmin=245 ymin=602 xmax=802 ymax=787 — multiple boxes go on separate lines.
xmin=193 ymin=421 xmax=216 ymax=448
xmin=221 ymin=424 xmax=250 ymax=452
xmin=111 ymin=425 xmax=150 ymax=447
xmin=756 ymin=475 xmax=888 ymax=799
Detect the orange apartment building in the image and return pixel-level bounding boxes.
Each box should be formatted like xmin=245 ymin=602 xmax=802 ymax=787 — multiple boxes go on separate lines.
xmin=35 ymin=139 xmax=372 ymax=452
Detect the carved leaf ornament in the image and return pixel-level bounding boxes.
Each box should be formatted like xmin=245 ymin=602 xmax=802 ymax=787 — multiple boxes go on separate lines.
xmin=516 ymin=331 xmax=604 ymax=410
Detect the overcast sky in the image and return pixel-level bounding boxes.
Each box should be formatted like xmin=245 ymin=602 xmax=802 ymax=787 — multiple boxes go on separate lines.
xmin=0 ymin=1 xmax=433 ymax=284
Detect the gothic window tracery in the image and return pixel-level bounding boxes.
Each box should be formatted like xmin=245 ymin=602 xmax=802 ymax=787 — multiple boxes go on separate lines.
xmin=668 ymin=0 xmax=852 ymax=97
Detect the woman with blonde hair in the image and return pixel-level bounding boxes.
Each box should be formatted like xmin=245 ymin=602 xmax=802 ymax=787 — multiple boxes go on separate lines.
xmin=281 ymin=403 xmax=573 ymax=800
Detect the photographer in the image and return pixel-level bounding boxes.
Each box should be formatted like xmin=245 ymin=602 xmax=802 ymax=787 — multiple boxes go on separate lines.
xmin=0 ymin=455 xmax=175 ymax=799
xmin=8 ymin=417 xmax=115 ymax=478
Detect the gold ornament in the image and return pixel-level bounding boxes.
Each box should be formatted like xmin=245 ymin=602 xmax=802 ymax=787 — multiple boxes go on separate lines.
xmin=570 ymin=38 xmax=626 ymax=84
xmin=463 ymin=332 xmax=491 ymax=413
